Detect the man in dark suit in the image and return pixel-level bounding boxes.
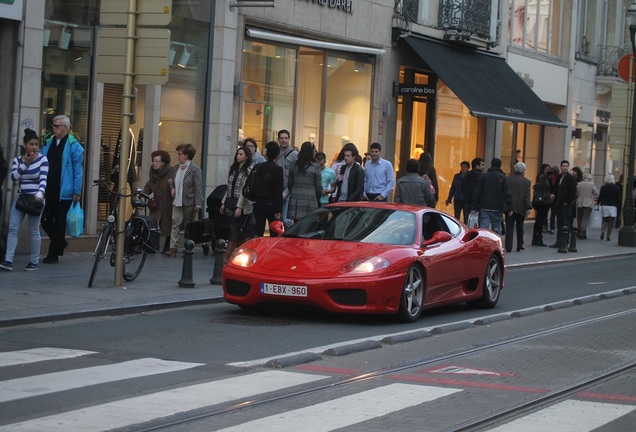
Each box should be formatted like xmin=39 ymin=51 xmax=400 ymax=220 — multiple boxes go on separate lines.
xmin=550 ymin=160 xmax=578 ymax=252
xmin=334 ymin=143 xmax=365 ymax=202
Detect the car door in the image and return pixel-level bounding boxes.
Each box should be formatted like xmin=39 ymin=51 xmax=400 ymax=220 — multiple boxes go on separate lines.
xmin=420 ymin=211 xmax=468 ymax=304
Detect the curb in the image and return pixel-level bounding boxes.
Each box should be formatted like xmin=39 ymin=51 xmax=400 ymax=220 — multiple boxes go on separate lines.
xmin=0 ymin=297 xmax=225 ymax=328
xmin=254 ymin=286 xmax=636 ymax=369
xmin=505 ymin=250 xmax=636 ymax=269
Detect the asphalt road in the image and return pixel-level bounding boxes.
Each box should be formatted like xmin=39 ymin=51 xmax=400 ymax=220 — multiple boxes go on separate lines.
xmin=0 ymin=255 xmax=633 ymax=366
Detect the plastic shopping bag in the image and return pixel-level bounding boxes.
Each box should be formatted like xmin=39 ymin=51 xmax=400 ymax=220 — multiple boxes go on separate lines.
xmin=467 ymin=211 xmax=479 ymax=229
xmin=66 ymin=201 xmax=84 ymax=237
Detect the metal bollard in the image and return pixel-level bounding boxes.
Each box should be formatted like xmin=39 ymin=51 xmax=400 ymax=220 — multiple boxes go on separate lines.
xmin=178 ymin=240 xmax=196 ymax=288
xmin=568 ymin=226 xmax=578 ymax=252
xmin=210 ymin=239 xmax=227 ymax=285
xmin=557 ymin=225 xmax=569 ymax=253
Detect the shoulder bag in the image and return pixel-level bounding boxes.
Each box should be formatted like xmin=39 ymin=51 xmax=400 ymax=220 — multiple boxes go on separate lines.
xmin=16 ymin=193 xmax=44 ymax=216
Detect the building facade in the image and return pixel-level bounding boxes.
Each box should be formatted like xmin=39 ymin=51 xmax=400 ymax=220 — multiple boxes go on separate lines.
xmin=0 ymin=0 xmax=633 ymax=240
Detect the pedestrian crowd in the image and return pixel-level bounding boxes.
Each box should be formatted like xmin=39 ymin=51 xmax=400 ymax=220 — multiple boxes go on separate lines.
xmin=2 ymin=120 xmax=636 ymax=271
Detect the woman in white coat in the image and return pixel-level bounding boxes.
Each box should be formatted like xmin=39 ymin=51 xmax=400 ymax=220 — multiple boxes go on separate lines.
xmin=576 ymin=172 xmax=599 ymax=239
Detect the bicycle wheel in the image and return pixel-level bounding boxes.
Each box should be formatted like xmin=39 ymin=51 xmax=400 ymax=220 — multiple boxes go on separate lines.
xmin=122 ymin=244 xmax=147 ymax=282
xmin=88 ymin=225 xmax=112 ymax=287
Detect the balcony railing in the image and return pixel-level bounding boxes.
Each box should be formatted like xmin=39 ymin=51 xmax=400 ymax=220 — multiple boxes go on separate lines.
xmin=393 ymin=0 xmax=418 ymax=37
xmin=438 ymin=0 xmax=492 ymax=40
xmin=597 ymin=44 xmax=632 ymax=78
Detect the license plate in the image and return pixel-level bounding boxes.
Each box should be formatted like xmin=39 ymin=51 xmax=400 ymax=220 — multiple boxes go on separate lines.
xmin=261 ymin=283 xmax=308 ymax=297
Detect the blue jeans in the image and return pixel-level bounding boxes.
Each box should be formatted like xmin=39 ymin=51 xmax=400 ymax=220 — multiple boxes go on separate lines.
xmin=5 ymin=196 xmax=43 ymax=264
xmin=479 ymin=209 xmax=503 ymax=234
xmin=281 ymin=194 xmax=292 ymax=228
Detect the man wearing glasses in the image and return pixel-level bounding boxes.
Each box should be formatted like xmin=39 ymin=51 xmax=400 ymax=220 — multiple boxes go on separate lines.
xmin=41 ymin=115 xmax=84 ymax=263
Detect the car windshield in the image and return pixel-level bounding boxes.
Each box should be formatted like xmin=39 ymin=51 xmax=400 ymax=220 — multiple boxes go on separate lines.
xmin=284 ymin=207 xmax=416 ymax=245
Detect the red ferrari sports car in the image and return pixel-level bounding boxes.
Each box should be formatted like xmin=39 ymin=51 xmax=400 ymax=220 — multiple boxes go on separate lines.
xmin=222 ymin=202 xmax=505 ymax=322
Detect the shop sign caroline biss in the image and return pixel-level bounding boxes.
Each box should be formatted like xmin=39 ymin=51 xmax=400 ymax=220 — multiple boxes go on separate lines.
xmin=300 ymin=0 xmax=352 ymax=14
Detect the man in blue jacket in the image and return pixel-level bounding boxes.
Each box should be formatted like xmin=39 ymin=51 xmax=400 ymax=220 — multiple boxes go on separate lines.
xmin=41 ymin=115 xmax=84 ymax=263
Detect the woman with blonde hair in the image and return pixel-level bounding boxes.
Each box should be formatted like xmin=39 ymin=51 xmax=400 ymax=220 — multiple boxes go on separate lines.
xmin=575 ymin=172 xmax=598 ymax=239
xmin=597 ymin=174 xmax=621 ymax=241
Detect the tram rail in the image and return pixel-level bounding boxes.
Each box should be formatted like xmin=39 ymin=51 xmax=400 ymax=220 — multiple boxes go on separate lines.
xmin=129 ymin=307 xmax=636 ymax=432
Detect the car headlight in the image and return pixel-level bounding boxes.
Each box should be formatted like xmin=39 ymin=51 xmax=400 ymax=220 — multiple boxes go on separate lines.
xmin=341 ymin=256 xmax=390 ymax=274
xmin=229 ymin=247 xmax=257 ymax=267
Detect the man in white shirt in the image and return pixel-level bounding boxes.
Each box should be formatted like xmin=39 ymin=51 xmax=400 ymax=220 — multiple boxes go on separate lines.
xmin=275 ymin=129 xmax=297 ymax=226
xmin=364 ymin=142 xmax=395 ymax=201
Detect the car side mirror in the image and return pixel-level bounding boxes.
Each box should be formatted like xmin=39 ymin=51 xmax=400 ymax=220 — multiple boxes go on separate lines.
xmin=421 ymin=231 xmax=452 ymax=248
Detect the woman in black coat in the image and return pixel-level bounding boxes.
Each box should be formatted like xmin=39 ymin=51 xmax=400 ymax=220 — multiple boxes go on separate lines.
xmin=597 ymin=174 xmax=621 ymax=241
xmin=251 ymin=141 xmax=284 ymax=237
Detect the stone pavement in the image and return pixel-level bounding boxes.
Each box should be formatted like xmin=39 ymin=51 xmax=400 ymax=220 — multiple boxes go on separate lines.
xmin=0 ymin=224 xmax=634 ymax=327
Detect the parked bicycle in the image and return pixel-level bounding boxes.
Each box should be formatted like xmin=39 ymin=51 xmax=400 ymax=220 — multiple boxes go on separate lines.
xmin=88 ymin=180 xmax=160 ymax=287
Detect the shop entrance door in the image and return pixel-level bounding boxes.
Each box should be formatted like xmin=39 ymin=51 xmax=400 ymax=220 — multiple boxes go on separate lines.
xmin=396 ymin=70 xmax=436 ymax=176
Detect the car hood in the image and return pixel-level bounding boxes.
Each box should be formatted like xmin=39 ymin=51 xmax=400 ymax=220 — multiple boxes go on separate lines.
xmin=252 ymin=238 xmax=397 ymax=275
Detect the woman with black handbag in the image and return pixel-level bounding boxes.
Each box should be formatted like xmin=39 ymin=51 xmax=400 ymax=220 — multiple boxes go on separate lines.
xmin=531 ymin=163 xmax=552 ymax=247
xmin=1 ymin=129 xmax=49 ymax=272
xmin=220 ymin=146 xmax=253 ymax=261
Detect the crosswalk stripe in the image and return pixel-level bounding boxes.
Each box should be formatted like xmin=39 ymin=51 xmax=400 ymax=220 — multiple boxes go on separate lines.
xmin=0 ymin=358 xmax=203 ymax=403
xmin=215 ymin=383 xmax=462 ymax=432
xmin=0 ymin=348 xmax=96 ymax=367
xmin=486 ymin=400 xmax=636 ymax=431
xmin=0 ymin=370 xmax=328 ymax=432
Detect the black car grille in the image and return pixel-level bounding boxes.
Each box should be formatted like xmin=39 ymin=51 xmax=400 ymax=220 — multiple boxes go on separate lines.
xmin=328 ymin=289 xmax=367 ymax=306
xmin=226 ymin=279 xmax=251 ymax=296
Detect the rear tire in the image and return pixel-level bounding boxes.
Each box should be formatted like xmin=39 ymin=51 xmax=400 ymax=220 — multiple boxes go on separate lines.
xmin=468 ymin=254 xmax=502 ymax=309
xmin=88 ymin=225 xmax=111 ymax=288
xmin=397 ymin=264 xmax=424 ymax=323
xmin=123 ymin=239 xmax=147 ymax=282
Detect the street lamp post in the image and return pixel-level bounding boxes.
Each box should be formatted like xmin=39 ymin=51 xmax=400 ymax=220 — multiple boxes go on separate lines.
xmin=619 ymin=0 xmax=636 ymax=247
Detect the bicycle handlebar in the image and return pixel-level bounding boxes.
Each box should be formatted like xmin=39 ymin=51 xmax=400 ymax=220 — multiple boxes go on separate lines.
xmin=93 ymin=179 xmax=150 ymax=200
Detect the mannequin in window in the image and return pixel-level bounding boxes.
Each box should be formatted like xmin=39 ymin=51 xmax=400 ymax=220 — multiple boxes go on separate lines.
xmin=331 ymin=135 xmax=350 ymax=165
xmin=238 ymin=128 xmax=245 ymax=149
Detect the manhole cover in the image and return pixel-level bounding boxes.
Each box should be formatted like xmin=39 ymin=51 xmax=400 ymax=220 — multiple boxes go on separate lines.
xmin=212 ymin=317 xmax=292 ymax=326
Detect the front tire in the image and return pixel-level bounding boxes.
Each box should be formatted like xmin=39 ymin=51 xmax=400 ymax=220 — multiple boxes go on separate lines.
xmin=88 ymin=225 xmax=111 ymax=288
xmin=468 ymin=254 xmax=502 ymax=309
xmin=397 ymin=264 xmax=425 ymax=323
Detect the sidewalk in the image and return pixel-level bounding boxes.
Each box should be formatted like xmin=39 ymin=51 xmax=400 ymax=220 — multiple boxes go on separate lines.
xmin=1 ymin=224 xmax=634 ymax=327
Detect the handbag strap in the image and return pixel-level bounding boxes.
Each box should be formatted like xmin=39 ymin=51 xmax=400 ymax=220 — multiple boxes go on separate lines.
xmin=229 ymin=170 xmax=239 ymax=196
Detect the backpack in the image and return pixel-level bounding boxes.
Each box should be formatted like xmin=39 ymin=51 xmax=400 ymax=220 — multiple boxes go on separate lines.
xmin=130 ymin=215 xmax=160 ymax=254
xmin=242 ymin=164 xmax=259 ymax=201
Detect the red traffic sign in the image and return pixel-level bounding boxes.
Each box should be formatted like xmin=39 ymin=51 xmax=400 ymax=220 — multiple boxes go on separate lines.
xmin=618 ymin=54 xmax=636 ymax=82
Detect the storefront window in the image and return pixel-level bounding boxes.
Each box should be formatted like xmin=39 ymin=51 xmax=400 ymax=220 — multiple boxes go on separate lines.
xmin=572 ymin=125 xmax=594 ymax=173
xmin=501 ymin=122 xmax=541 ymax=183
xmin=434 ymin=81 xmax=484 ymax=214
xmin=323 ymin=56 xmax=372 ymax=162
xmin=240 ymin=39 xmax=373 ymax=161
xmin=241 ymin=41 xmax=296 ymax=148
xmin=41 ymin=1 xmax=97 ymax=149
xmin=158 ymin=4 xmax=211 ymax=168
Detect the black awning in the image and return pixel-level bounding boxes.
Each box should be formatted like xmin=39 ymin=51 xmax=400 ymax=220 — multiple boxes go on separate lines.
xmin=405 ymin=37 xmax=566 ymax=128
